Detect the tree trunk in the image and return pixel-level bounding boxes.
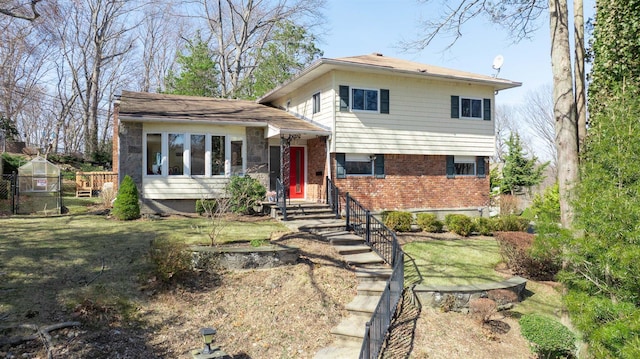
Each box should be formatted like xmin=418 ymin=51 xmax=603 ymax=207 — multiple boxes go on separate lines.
xmin=574 ymin=0 xmax=587 ymax=151
xmin=549 ymin=0 xmax=579 ymax=227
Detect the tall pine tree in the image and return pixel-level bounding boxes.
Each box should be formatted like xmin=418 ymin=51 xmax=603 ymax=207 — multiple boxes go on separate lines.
xmin=164 ymin=33 xmax=219 ymax=97
xmin=500 ymin=133 xmax=548 ymax=195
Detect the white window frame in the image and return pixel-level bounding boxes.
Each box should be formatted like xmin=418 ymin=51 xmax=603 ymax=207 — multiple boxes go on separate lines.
xmin=345 ymin=153 xmax=375 ymax=176
xmin=143 ymin=131 xmax=245 ymax=178
xmin=459 ymin=97 xmax=483 ymax=119
xmin=312 ymin=92 xmax=321 ymax=114
xmin=351 ymin=87 xmax=379 ymax=112
xmin=454 ymin=156 xmax=476 ymax=176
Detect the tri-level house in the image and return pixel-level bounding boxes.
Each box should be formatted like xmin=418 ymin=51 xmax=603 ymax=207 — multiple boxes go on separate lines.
xmin=112 ymin=53 xmax=520 ymax=214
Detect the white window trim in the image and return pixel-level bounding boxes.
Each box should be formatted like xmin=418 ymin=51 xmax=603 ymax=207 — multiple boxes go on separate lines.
xmin=143 ymin=131 xmax=245 ymax=178
xmin=350 ymin=87 xmax=380 ymax=113
xmin=312 ymin=91 xmax=321 ymax=114
xmin=345 ymin=153 xmax=375 ymax=176
xmin=459 ymin=97 xmax=484 ymax=120
xmin=454 ymin=155 xmax=476 ymax=176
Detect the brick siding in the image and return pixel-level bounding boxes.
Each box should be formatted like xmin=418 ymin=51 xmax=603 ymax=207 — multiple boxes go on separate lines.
xmin=332 ymin=154 xmax=489 ymax=211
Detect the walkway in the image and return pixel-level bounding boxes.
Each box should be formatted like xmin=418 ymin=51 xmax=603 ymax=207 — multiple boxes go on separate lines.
xmin=277 ymin=203 xmax=392 ymax=359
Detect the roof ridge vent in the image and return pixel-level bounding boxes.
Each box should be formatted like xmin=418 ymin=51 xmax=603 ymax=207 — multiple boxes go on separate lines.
xmin=372 ymin=52 xmax=383 ymax=56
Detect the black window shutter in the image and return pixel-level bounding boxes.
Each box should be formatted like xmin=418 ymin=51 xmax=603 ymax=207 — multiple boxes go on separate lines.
xmin=380 ymin=89 xmax=390 ymax=114
xmin=374 ymin=154 xmax=385 ymax=178
xmin=476 ymin=156 xmax=486 ymax=178
xmin=339 ymin=86 xmax=349 ymax=112
xmin=451 ymin=96 xmax=459 ymax=118
xmin=336 ymin=153 xmax=346 ymax=178
xmin=483 ymin=98 xmax=491 ymax=121
xmin=446 ymin=155 xmax=455 ymax=178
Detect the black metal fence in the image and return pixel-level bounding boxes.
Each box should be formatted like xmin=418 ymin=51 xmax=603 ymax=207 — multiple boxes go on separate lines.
xmin=326 ymin=177 xmax=341 ymax=219
xmin=0 ymin=173 xmax=17 ymax=214
xmin=343 ymin=192 xmax=405 ymax=359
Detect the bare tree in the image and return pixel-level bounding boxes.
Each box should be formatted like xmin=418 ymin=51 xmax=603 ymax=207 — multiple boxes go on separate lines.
xmin=494 ymin=104 xmax=517 ymax=163
xmin=405 ymin=0 xmax=582 ymax=227
xmin=0 ymin=0 xmax=44 ymax=21
xmin=0 ymin=17 xmax=53 ymax=143
xmin=56 ymin=0 xmax=139 ymax=159
xmin=574 ymin=0 xmax=586 ymax=149
xmin=195 ymin=0 xmax=326 ymax=98
xmin=136 ymin=1 xmax=185 ymax=93
xmin=519 ymin=84 xmax=556 ymax=167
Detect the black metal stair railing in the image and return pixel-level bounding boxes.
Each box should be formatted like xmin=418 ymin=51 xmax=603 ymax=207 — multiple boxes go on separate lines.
xmin=275 ymin=178 xmax=287 ymax=221
xmin=341 ymin=192 xmax=405 ymax=359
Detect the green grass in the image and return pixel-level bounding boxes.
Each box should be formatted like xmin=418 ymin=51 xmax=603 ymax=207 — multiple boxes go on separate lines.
xmin=512 ymin=281 xmax=564 ymax=319
xmin=0 ymin=213 xmax=289 ymax=325
xmin=403 ymin=238 xmax=505 ymax=286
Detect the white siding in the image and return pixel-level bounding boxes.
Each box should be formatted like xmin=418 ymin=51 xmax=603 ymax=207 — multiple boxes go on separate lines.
xmin=142 ymin=177 xmax=228 ymax=199
xmin=332 ymin=71 xmax=496 ymax=156
xmin=269 ymin=73 xmax=334 ymax=130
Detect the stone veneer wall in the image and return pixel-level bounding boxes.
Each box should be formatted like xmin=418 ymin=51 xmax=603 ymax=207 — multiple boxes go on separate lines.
xmin=245 ymin=127 xmax=269 ymax=189
xmin=305 ymin=137 xmax=327 ymax=203
xmin=333 ymin=154 xmax=489 ymax=213
xmin=118 ymin=121 xmax=143 ymax=185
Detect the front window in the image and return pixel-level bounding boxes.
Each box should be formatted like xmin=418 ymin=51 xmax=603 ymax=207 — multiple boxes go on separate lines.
xmin=190 ymin=134 xmax=205 ymax=176
xmin=345 ymin=153 xmax=374 ymax=176
xmin=211 ymin=135 xmax=226 ymax=176
xmin=352 ymin=88 xmax=378 ymax=111
xmin=454 ymin=156 xmax=476 ymax=175
xmin=461 ymin=98 xmax=483 ymax=119
xmin=168 ymin=134 xmax=184 ymax=175
xmin=312 ymin=92 xmax=321 ymax=114
xmin=231 ymin=139 xmax=243 ymax=175
xmin=145 ymin=132 xmax=243 ymax=178
xmin=147 ymin=133 xmax=162 ymax=175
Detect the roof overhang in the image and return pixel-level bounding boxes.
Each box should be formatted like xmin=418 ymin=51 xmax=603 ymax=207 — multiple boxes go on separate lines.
xmin=258 ymin=56 xmax=522 ymax=104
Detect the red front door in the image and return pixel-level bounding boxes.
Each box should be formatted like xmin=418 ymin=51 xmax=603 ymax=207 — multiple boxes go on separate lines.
xmin=289 ymin=147 xmax=305 ymax=199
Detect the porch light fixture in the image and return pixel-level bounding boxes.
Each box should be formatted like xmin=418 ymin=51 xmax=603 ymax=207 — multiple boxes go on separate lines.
xmin=369 ymin=155 xmax=377 ymax=161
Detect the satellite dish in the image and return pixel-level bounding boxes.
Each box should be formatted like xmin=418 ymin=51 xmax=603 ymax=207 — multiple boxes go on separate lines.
xmin=492 ymin=55 xmax=504 ymax=77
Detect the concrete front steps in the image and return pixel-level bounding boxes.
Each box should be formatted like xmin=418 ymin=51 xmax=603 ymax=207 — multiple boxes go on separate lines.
xmin=306 ymin=226 xmax=390 ymax=359
xmin=272 ymin=202 xmax=341 ymax=221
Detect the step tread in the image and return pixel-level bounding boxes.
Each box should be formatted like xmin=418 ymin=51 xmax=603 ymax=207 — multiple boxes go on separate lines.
xmin=345 ymin=295 xmax=381 ymax=314
xmin=333 ymin=244 xmax=371 ymax=255
xmin=343 ymin=252 xmax=384 ymax=265
xmin=357 ymin=281 xmax=387 ymax=292
xmin=314 ymin=345 xmax=361 ymax=359
xmin=330 ymin=314 xmax=369 ymax=339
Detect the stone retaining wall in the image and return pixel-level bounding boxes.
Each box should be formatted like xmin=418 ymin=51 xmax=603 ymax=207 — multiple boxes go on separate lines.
xmin=414 ymin=276 xmax=527 ymax=312
xmin=191 ymin=245 xmax=299 ymax=271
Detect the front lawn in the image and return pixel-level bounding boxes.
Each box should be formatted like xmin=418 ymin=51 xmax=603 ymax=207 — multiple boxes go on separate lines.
xmin=403 ymin=238 xmax=504 ymax=286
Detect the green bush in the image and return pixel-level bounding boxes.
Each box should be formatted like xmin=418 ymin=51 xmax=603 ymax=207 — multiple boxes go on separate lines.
xmin=1 ymin=152 xmax=26 ymax=174
xmin=415 ymin=213 xmax=443 ymax=232
xmin=474 ymin=217 xmax=496 ymax=236
xmin=112 ymin=175 xmax=140 ymax=220
xmin=196 ymin=199 xmax=218 ymax=216
xmin=494 ymin=215 xmax=530 ymax=232
xmin=384 ymin=211 xmax=413 ymax=232
xmin=148 ymin=237 xmax=192 ymax=283
xmin=530 ymin=183 xmax=560 ymax=222
xmin=444 ymin=214 xmax=474 ymax=236
xmin=226 ymin=175 xmax=266 ymax=214
xmin=520 ymin=314 xmax=576 ymax=358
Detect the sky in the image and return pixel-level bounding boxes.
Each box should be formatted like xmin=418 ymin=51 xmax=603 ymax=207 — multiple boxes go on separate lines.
xmin=320 ymin=0 xmax=596 ymax=107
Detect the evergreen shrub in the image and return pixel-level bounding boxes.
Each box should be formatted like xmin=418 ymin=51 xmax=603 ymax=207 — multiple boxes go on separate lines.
xmin=520 ymin=314 xmax=576 ymax=358
xmin=383 ymin=211 xmax=413 ymax=232
xmin=112 ymin=175 xmax=140 ymax=220
xmin=444 ymin=214 xmax=474 ymax=236
xmin=416 ymin=213 xmax=443 ymax=232
xmin=226 ymin=175 xmax=266 ymax=214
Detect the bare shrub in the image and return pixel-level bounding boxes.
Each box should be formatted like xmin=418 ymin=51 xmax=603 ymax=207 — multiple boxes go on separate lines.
xmin=488 ymin=289 xmax=519 ymax=305
xmin=495 ymin=231 xmax=559 ymax=280
xmin=469 ymin=298 xmax=497 ymax=324
xmin=148 ymin=236 xmax=192 ymax=283
xmin=99 ymin=182 xmax=116 ymax=208
xmin=499 ymin=194 xmax=520 ymax=215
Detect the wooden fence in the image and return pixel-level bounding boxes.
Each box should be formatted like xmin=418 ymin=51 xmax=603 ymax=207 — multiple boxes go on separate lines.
xmin=75 ymin=171 xmax=118 ymax=197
